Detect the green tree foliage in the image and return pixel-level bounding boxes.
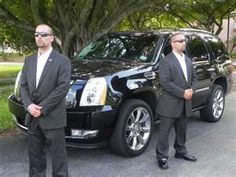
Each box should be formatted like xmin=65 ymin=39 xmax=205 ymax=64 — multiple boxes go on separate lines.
xmin=115 ymin=10 xmax=186 ymax=31
xmin=0 ymin=0 xmax=157 ymax=57
xmin=0 ymin=23 xmax=34 ymax=52
xmin=116 ymin=0 xmax=236 ymax=34
xmin=0 ymin=0 xmax=35 ymax=52
xmin=164 ymin=0 xmax=236 ymax=35
xmin=0 ymin=0 xmax=235 ymax=57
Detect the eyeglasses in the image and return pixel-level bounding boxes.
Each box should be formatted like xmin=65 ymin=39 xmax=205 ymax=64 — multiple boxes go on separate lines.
xmin=173 ymin=39 xmax=186 ymax=43
xmin=34 ymin=32 xmax=52 ymax=37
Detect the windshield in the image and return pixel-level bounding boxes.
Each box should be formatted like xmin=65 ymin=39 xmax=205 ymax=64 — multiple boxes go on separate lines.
xmin=74 ymin=34 xmax=160 ymax=63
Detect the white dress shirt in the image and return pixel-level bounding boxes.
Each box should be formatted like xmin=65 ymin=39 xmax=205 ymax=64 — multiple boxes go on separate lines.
xmin=173 ymin=50 xmax=188 ymax=82
xmin=36 ymin=47 xmax=52 ymax=88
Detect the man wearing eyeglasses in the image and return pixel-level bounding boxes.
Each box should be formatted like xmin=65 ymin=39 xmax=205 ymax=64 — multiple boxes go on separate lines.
xmin=20 ymin=24 xmax=71 ymax=177
xmin=156 ymin=32 xmax=198 ymax=169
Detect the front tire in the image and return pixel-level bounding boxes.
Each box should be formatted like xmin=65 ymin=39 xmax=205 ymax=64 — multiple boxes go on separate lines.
xmin=200 ymin=84 xmax=225 ymax=122
xmin=110 ymin=99 xmax=153 ymax=157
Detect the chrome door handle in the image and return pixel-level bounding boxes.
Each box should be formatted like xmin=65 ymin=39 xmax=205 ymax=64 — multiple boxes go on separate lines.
xmin=206 ymin=68 xmax=215 ymax=72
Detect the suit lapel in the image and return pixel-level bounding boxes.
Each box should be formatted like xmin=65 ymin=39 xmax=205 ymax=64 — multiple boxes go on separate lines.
xmin=29 ymin=54 xmax=37 ymax=89
xmin=36 ymin=50 xmax=55 ymax=89
xmin=185 ymin=57 xmax=192 ymax=84
xmin=172 ymin=53 xmax=187 ymax=83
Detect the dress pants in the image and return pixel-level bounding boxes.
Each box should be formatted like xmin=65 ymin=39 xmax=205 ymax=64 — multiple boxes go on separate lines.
xmin=28 ymin=123 xmax=68 ymax=177
xmin=156 ymin=112 xmax=188 ymax=160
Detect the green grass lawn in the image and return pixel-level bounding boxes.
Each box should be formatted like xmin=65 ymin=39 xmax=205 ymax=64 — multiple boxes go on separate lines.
xmin=0 ymin=65 xmax=22 ymax=131
xmin=0 ymin=86 xmax=15 ymax=131
xmin=0 ymin=65 xmax=22 ymax=78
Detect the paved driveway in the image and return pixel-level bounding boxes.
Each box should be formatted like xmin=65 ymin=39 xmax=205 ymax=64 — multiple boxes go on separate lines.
xmin=0 ymin=73 xmax=235 ymax=177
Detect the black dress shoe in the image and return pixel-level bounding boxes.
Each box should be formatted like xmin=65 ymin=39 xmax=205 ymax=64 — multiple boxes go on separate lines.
xmin=175 ymin=153 xmax=197 ymax=162
xmin=158 ymin=158 xmax=169 ymax=169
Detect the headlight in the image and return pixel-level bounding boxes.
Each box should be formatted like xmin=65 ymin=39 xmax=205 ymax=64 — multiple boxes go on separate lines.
xmin=80 ymin=77 xmax=107 ymax=106
xmin=14 ymin=71 xmax=22 ymax=99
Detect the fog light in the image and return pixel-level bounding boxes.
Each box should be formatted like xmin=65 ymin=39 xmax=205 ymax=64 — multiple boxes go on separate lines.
xmin=71 ymin=129 xmax=99 ymax=139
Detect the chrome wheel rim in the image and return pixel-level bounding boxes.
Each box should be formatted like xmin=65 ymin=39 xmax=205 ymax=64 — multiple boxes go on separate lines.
xmin=125 ymin=107 xmax=151 ymax=151
xmin=212 ymin=89 xmax=224 ymax=119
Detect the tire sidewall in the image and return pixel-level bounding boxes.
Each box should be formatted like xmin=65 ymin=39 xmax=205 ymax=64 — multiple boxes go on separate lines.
xmin=208 ymin=85 xmax=225 ymax=121
xmin=112 ymin=99 xmax=153 ymax=156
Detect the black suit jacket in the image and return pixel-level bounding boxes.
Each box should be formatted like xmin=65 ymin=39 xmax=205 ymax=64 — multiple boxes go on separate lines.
xmin=157 ymin=52 xmax=197 ymax=118
xmin=20 ymin=49 xmax=71 ymax=129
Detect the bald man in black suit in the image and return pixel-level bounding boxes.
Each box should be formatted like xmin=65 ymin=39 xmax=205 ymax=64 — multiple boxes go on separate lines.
xmin=156 ymin=33 xmax=198 ymax=169
xmin=20 ymin=24 xmax=71 ymax=177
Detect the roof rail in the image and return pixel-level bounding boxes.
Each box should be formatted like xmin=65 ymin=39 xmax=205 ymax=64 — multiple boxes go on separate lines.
xmin=178 ymin=28 xmax=212 ymax=35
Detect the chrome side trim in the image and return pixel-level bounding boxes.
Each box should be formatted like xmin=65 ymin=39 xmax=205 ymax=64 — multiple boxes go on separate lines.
xmin=192 ymin=105 xmax=206 ymax=112
xmin=195 ymin=87 xmax=210 ymax=93
xmin=193 ymin=60 xmax=209 ymax=65
xmin=206 ymin=68 xmax=215 ymax=72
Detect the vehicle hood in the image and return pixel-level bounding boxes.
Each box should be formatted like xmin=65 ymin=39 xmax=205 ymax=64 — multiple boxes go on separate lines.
xmin=71 ymin=59 xmax=147 ymax=79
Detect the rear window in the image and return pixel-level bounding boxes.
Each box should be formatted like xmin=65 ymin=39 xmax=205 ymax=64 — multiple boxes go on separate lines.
xmin=205 ymin=36 xmax=228 ymax=59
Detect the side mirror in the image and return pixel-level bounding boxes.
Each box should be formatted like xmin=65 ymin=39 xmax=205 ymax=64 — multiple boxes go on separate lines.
xmin=216 ymin=54 xmax=228 ymax=63
xmin=192 ymin=57 xmax=198 ymax=62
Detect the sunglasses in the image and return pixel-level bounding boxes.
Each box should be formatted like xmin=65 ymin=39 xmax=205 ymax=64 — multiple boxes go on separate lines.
xmin=34 ymin=32 xmax=52 ymax=37
xmin=173 ymin=39 xmax=186 ymax=43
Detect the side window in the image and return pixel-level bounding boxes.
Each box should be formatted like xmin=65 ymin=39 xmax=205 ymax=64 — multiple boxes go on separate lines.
xmin=205 ymin=36 xmax=228 ymax=60
xmin=162 ymin=39 xmax=172 ymax=56
xmin=187 ymin=35 xmax=209 ymax=62
xmin=135 ymin=36 xmax=158 ymax=62
xmin=159 ymin=39 xmax=172 ymax=60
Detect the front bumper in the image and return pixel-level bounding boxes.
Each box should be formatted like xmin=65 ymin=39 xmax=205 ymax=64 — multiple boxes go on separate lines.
xmin=8 ymin=94 xmax=118 ymax=148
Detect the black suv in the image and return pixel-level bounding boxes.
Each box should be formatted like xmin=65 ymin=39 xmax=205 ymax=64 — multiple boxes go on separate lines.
xmin=8 ymin=29 xmax=233 ymax=157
